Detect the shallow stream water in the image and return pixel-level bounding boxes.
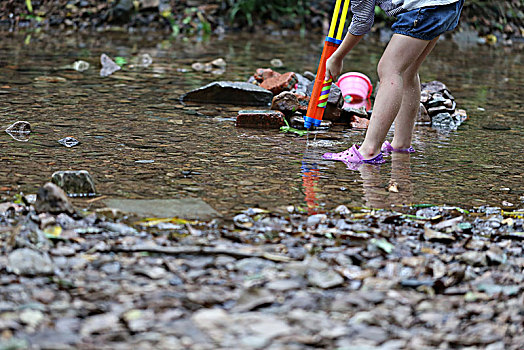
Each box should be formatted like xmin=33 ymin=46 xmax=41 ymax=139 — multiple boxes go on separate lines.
xmin=0 ymin=31 xmax=522 ymax=215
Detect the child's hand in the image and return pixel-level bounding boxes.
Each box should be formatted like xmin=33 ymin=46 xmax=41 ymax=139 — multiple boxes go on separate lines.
xmin=325 ymin=55 xmax=343 ymax=82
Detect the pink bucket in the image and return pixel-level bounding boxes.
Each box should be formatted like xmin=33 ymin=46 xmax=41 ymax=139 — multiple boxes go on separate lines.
xmin=336 ymin=72 xmax=373 ymax=108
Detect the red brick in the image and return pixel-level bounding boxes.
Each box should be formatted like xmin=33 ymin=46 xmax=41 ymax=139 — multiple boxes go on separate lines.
xmin=260 ymin=72 xmax=298 ymax=95
xmin=350 ymin=115 xmax=370 ymax=129
xmin=235 ymin=110 xmax=285 ymax=129
xmin=254 ymin=68 xmax=280 ymax=83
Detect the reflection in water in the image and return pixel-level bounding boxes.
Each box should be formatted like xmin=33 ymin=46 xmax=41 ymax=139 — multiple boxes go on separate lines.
xmin=5 ymin=121 xmax=31 ymax=142
xmin=301 ymin=160 xmax=320 ymax=215
xmin=358 ymin=152 xmax=413 ymax=209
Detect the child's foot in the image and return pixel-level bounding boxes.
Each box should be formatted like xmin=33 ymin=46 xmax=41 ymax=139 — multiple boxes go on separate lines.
xmin=322 ymin=144 xmax=385 ymax=164
xmin=381 ymin=141 xmax=415 ymax=153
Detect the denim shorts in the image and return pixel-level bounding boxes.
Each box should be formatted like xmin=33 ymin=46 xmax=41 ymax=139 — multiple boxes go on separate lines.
xmin=391 ymin=0 xmax=464 ymax=41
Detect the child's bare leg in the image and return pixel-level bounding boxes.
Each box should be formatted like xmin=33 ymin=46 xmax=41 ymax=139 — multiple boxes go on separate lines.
xmin=359 ymin=35 xmax=438 ymax=159
xmin=391 ymin=37 xmax=439 ymax=149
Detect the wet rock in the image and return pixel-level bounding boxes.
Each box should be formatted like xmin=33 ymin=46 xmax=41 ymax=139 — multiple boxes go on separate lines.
xmin=7 ymin=248 xmax=55 ymax=276
xmin=270 ymin=58 xmax=283 ymax=67
xmin=5 ymin=121 xmax=31 ymax=142
xmin=51 ymin=170 xmax=96 ymax=197
xmin=340 ymin=106 xmax=368 ymax=119
xmin=58 ymin=136 xmax=80 ymax=148
xmin=72 ymin=60 xmax=90 ymax=72
xmin=211 ymin=58 xmax=227 ymax=68
xmin=136 ymin=53 xmax=153 ymax=68
xmin=235 ymin=110 xmax=285 ymax=129
xmin=292 ymin=73 xmax=312 ymax=95
xmin=100 ymin=53 xmax=121 ymax=77
xmin=323 ymin=104 xmax=341 ymax=122
xmin=289 ymin=115 xmax=332 ymax=130
xmin=191 ymin=62 xmax=205 ymax=71
xmin=260 ymin=72 xmax=298 ymax=95
xmin=416 ymin=103 xmax=431 ymax=123
xmin=427 ymin=105 xmax=449 ymax=116
xmin=253 ymin=68 xmax=280 ymax=83
xmin=421 ymin=80 xmax=447 ymax=93
xmin=271 ymin=91 xmax=299 ymax=117
xmin=182 ymin=81 xmax=272 ymax=106
xmin=431 ymin=112 xmax=458 ymax=129
xmin=419 ymin=81 xmax=466 ymax=130
xmin=34 ymin=182 xmax=75 ymax=215
xmin=192 ymin=58 xmax=226 ymax=74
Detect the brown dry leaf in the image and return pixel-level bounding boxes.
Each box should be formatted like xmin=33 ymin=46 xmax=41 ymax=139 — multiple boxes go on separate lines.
xmin=387 ymin=180 xmax=399 ymax=193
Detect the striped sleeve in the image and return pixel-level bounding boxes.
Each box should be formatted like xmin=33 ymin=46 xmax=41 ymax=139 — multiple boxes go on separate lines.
xmin=348 ymin=0 xmax=377 ymax=36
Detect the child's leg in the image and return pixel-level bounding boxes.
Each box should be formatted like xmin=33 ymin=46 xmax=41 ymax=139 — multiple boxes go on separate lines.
xmin=391 ymin=37 xmax=439 ymax=149
xmin=358 ymin=35 xmax=438 ymax=159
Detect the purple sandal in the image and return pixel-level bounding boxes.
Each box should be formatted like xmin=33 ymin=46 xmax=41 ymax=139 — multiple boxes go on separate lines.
xmin=381 ymin=141 xmax=415 ymax=153
xmin=322 ymin=144 xmax=385 ymax=164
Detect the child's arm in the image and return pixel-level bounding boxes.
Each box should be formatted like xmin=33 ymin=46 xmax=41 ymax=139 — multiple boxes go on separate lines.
xmin=324 ymin=33 xmax=363 ymax=80
xmin=324 ymin=0 xmax=375 ymax=80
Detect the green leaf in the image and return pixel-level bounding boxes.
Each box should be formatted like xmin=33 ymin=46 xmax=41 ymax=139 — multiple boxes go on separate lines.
xmin=280 ymin=117 xmax=308 ymax=136
xmin=114 ymin=57 xmax=127 ymax=67
xmin=411 ymin=204 xmax=436 ymax=208
xmin=26 ymin=0 xmax=33 ymax=13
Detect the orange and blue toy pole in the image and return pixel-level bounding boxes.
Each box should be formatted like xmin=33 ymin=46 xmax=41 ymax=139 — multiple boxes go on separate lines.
xmin=304 ymin=0 xmax=350 ymax=129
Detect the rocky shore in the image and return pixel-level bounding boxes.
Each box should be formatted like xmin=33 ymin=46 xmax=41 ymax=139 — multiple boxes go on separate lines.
xmin=1 ymin=182 xmax=523 ymax=349
xmin=1 ymin=0 xmax=523 ymax=45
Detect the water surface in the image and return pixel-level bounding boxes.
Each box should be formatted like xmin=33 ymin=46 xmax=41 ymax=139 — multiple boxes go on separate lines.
xmin=0 ymin=31 xmax=522 ymax=215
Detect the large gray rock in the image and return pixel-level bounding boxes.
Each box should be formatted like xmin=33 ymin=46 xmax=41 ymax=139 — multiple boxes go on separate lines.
xmin=7 ymin=248 xmax=55 ymax=276
xmin=51 ymin=170 xmax=96 ymax=197
xmin=103 ymin=198 xmax=220 ymax=220
xmin=182 ymin=81 xmax=273 ymax=106
xmin=34 ymin=183 xmax=75 ymax=215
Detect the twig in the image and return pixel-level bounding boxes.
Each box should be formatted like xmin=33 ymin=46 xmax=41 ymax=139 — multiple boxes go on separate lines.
xmin=106 ymin=244 xmax=293 ymax=262
xmin=86 ymin=195 xmax=108 ymax=204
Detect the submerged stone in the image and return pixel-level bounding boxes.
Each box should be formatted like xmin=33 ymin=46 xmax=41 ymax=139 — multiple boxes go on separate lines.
xmin=290 ymin=115 xmax=332 ymax=130
xmin=236 ymin=110 xmax=285 ymax=129
xmin=103 ymin=198 xmax=220 ymax=220
xmin=51 ymin=170 xmax=96 ymax=197
xmin=182 ymin=81 xmax=273 ymax=106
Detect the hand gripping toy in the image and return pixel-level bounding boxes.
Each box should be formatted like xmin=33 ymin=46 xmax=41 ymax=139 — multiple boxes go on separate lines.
xmin=303 ymin=0 xmax=351 ymax=129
